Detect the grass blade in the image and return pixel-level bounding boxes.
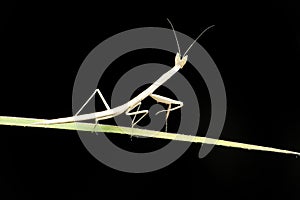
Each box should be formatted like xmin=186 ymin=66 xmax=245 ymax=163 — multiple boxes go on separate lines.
xmin=0 ymin=116 xmax=299 ymax=156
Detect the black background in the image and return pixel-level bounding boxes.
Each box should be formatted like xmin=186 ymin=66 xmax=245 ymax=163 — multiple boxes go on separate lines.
xmin=1 ymin=1 xmax=300 ymax=199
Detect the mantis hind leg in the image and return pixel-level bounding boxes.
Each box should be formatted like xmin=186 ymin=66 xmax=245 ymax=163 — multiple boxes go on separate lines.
xmin=150 ymin=93 xmax=183 ymax=132
xmin=93 ymin=118 xmax=99 ymax=135
xmin=75 ymin=89 xmax=110 ymax=117
xmin=92 ymin=114 xmax=114 ymax=135
xmin=74 ymin=89 xmax=110 ymax=135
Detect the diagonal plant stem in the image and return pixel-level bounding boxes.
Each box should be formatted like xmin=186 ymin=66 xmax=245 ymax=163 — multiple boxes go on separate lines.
xmin=0 ymin=116 xmax=299 ymax=156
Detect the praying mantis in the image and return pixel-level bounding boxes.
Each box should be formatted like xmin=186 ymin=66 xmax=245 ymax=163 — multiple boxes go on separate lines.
xmin=34 ymin=20 xmax=215 ymax=132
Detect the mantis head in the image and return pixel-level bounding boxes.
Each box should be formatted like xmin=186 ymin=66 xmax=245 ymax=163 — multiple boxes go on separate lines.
xmin=167 ymin=19 xmax=214 ymax=69
xmin=175 ymin=53 xmax=188 ymax=68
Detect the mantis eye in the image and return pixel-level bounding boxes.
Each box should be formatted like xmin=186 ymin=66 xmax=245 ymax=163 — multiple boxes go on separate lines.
xmin=180 ymin=55 xmax=188 ymax=68
xmin=175 ymin=52 xmax=181 ymax=65
xmin=182 ymin=55 xmax=188 ymax=62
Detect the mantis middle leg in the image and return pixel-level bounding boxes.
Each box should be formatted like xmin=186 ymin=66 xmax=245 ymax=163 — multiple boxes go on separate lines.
xmin=125 ymin=102 xmax=149 ymax=128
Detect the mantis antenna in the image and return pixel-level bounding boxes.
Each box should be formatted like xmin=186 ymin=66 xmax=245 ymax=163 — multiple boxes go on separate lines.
xmin=167 ymin=18 xmax=182 ymax=56
xmin=183 ymin=24 xmax=215 ymax=57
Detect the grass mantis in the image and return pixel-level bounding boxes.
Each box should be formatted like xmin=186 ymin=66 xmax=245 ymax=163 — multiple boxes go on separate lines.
xmin=0 ymin=20 xmax=299 ymax=157
xmin=34 ymin=20 xmax=214 ymax=132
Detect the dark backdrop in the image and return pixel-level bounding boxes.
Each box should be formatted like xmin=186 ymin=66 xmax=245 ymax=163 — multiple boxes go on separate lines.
xmin=1 ymin=1 xmax=300 ymax=199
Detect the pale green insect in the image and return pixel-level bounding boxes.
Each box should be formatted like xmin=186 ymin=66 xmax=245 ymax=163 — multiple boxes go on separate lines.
xmin=33 ymin=19 xmax=214 ymax=133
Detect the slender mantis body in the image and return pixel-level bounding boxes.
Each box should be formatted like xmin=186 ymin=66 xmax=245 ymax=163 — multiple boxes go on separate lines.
xmin=35 ymin=20 xmax=214 ymax=132
xmin=35 ymin=53 xmax=186 ymax=128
